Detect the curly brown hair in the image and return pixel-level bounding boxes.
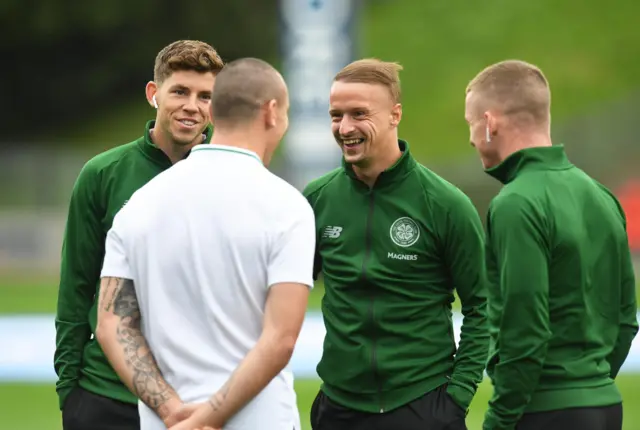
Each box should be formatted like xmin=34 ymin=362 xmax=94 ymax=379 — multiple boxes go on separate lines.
xmin=153 ymin=40 xmax=224 ymax=85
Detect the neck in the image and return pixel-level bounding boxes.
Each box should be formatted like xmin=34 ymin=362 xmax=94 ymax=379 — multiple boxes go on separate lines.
xmin=498 ymin=131 xmax=552 ymax=164
xmin=208 ymin=129 xmax=267 ymax=164
xmin=352 ymin=137 xmax=402 ymax=188
xmin=151 ymin=128 xmax=202 ymax=164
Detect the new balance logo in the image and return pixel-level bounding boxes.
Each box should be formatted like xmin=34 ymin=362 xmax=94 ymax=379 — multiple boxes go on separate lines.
xmin=322 ymin=226 xmax=343 ymax=238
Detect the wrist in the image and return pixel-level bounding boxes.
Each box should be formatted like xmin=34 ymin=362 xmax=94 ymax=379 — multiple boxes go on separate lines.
xmin=446 ymin=382 xmax=474 ymax=412
xmin=158 ymin=396 xmax=183 ymax=422
xmin=203 ymin=393 xmax=225 ymax=427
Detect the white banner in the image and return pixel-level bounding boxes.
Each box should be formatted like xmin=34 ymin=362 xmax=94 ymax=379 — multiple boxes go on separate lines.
xmin=280 ymin=0 xmax=358 ymax=188
xmin=2 ymin=313 xmax=640 ymax=382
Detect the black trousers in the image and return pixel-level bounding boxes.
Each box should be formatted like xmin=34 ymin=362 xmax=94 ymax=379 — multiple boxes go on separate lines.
xmin=310 ymin=383 xmax=467 ymax=430
xmin=516 ymin=403 xmax=623 ymax=430
xmin=62 ymin=386 xmax=140 ymax=430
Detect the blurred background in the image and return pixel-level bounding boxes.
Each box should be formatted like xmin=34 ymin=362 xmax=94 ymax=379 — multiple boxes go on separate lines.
xmin=1 ymin=0 xmax=639 ymax=428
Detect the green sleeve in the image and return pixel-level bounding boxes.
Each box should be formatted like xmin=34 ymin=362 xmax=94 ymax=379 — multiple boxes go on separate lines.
xmin=607 ymin=209 xmax=639 ymax=378
xmin=53 ymin=161 xmax=104 ymax=410
xmin=442 ymin=192 xmax=489 ymax=411
xmin=483 ymin=195 xmax=552 ymax=430
xmin=302 ymin=184 xmax=322 ymax=281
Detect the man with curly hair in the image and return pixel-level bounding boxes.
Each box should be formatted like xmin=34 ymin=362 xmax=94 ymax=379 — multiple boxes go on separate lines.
xmin=54 ymin=39 xmax=224 ymax=430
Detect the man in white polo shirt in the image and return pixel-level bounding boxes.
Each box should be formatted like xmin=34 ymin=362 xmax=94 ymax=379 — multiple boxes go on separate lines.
xmin=95 ymin=57 xmax=315 ymax=430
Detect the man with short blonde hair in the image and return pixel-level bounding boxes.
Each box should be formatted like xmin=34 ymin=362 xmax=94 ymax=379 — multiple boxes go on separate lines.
xmin=465 ymin=59 xmax=638 ymax=430
xmin=465 ymin=60 xmax=552 ymax=170
xmin=305 ymin=58 xmax=489 ymax=430
xmin=334 ymin=58 xmax=403 ymax=103
xmin=466 ymin=59 xmax=550 ymax=122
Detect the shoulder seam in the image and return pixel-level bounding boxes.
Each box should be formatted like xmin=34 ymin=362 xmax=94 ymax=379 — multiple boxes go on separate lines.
xmin=305 ymin=169 xmax=343 ymax=202
xmin=86 ymin=140 xmax=141 ymax=175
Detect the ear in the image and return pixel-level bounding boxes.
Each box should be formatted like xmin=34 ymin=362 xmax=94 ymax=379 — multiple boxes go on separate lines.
xmin=145 ymin=81 xmax=158 ymax=109
xmin=265 ymin=99 xmax=278 ymax=128
xmin=390 ymin=103 xmax=402 ymax=128
xmin=484 ymin=111 xmax=497 ymax=137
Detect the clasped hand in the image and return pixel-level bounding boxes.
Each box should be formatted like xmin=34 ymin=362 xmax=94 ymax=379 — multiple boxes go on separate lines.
xmin=164 ymin=401 xmax=220 ymax=430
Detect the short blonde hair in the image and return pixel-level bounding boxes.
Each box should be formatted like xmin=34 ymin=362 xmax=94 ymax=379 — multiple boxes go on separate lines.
xmin=466 ymin=60 xmax=550 ymax=125
xmin=334 ymin=58 xmax=403 ymax=103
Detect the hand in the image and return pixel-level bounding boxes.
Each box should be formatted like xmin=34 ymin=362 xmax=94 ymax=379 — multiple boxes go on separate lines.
xmin=164 ymin=402 xmax=205 ymax=428
xmin=167 ymin=403 xmax=217 ymax=430
xmin=168 ymin=421 xmax=220 ymax=430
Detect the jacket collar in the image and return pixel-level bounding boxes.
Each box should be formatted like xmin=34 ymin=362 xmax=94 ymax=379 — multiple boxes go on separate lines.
xmin=344 ymin=139 xmax=416 ymax=189
xmin=137 ymin=120 xmax=214 ymax=166
xmin=485 ymin=145 xmax=573 ymax=185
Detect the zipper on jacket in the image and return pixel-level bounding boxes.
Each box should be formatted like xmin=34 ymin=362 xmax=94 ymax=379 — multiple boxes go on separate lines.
xmin=360 ymin=191 xmax=384 ymax=413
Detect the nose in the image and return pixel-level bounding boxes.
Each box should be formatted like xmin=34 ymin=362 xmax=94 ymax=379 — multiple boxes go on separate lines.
xmin=339 ymin=117 xmax=356 ymax=136
xmin=183 ymin=94 xmax=198 ymax=113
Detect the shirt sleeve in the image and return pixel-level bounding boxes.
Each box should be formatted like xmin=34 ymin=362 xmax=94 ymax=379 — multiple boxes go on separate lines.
xmin=267 ymin=197 xmax=317 ymax=289
xmin=483 ymin=194 xmax=552 ymax=430
xmin=607 ymin=205 xmax=639 ymax=378
xmin=100 ymin=208 xmax=133 ymax=280
xmin=54 ymin=161 xmax=103 ymax=410
xmin=442 ymin=192 xmax=490 ymax=411
xmin=302 ymin=184 xmax=322 ymax=281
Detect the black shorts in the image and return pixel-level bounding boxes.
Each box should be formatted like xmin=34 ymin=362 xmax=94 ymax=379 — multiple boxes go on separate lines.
xmin=62 ymin=386 xmax=139 ymax=430
xmin=516 ymin=403 xmax=622 ymax=430
xmin=310 ymin=383 xmax=467 ymax=430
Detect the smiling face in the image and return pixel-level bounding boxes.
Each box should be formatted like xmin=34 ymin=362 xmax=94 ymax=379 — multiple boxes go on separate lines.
xmin=147 ymin=70 xmax=216 ymax=148
xmin=329 ymin=81 xmax=401 ymax=167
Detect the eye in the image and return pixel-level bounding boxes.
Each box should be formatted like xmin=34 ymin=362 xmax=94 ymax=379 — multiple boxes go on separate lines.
xmin=200 ymin=94 xmax=212 ymax=101
xmin=353 ymin=111 xmax=366 ymax=118
xmin=173 ymin=89 xmax=186 ymax=96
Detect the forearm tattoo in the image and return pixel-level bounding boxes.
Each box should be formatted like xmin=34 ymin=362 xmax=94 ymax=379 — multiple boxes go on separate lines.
xmin=208 ymin=392 xmax=225 ymax=412
xmin=207 ymin=383 xmax=230 ymax=416
xmin=104 ymin=277 xmax=175 ymax=413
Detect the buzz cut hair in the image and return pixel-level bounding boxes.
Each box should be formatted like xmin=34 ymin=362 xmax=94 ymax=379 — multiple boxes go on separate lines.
xmin=334 ymin=58 xmax=403 ymax=104
xmin=210 ymin=57 xmax=286 ymax=127
xmin=154 ymin=40 xmax=224 ymax=85
xmin=466 ymin=59 xmax=551 ymax=125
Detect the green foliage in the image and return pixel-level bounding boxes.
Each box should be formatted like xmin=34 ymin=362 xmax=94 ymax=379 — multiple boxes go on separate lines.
xmin=1 ymin=0 xmax=279 ymax=141
xmin=22 ymin=0 xmax=640 ymax=161
xmin=361 ymin=0 xmax=640 ymax=163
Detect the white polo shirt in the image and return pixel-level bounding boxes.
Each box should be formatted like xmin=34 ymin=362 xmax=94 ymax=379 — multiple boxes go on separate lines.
xmin=100 ymin=144 xmax=316 ymax=430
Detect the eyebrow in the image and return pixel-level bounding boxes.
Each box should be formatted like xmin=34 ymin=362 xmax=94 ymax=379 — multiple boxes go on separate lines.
xmin=329 ymin=107 xmax=368 ymax=115
xmin=169 ymin=84 xmax=212 ymax=94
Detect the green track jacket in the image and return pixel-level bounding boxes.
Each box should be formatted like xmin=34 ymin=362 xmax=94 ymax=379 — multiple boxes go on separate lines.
xmin=53 ymin=120 xmax=212 ymax=409
xmin=482 ymin=145 xmax=639 ymax=429
xmin=303 ymin=140 xmax=489 ymax=414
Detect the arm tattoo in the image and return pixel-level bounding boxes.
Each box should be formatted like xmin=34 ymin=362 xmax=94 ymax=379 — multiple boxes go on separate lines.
xmin=101 ymin=277 xmax=120 ymax=312
xmin=207 ymin=381 xmax=230 ymax=414
xmin=208 ymin=392 xmax=225 ymax=412
xmin=108 ymin=277 xmax=176 ymax=413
